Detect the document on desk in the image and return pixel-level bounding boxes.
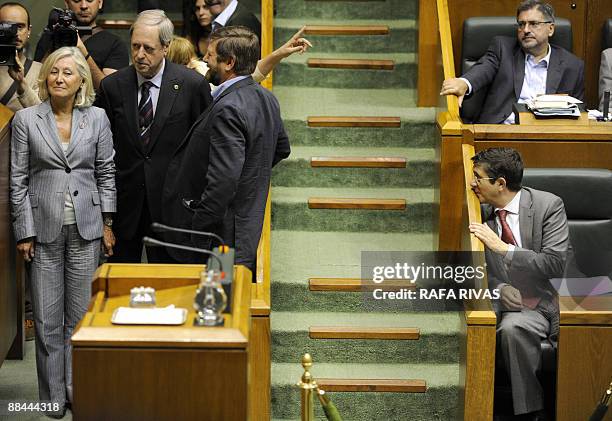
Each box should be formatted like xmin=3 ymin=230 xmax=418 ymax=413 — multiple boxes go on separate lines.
xmin=111 ymin=305 xmax=188 ymax=325
xmin=527 ymin=95 xmax=582 ymax=118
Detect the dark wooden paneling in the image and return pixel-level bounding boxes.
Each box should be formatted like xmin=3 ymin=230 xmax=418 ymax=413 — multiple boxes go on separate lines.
xmin=0 ymin=106 xmax=17 ymax=366
xmin=585 ymin=0 xmax=612 ymax=108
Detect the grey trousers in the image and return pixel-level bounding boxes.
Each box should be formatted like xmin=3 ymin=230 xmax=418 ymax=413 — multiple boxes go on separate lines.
xmin=497 ymin=308 xmax=550 ymax=415
xmin=30 ymin=224 xmax=100 ymax=407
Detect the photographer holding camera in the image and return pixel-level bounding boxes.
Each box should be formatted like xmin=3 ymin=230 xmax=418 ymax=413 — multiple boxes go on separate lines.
xmin=35 ymin=0 xmax=128 ymax=90
xmin=0 ymin=2 xmax=41 ymax=112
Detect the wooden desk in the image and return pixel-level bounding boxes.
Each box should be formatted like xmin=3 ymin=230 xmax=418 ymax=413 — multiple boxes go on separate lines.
xmin=437 ymin=116 xmax=612 ymax=251
xmin=557 ymin=295 xmax=612 ymax=421
xmin=72 ymin=265 xmax=252 ymax=421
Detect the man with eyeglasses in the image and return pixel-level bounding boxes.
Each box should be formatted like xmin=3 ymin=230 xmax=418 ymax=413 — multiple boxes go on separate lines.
xmin=469 ymin=147 xmax=570 ymax=420
xmin=96 ymin=10 xmax=212 ymax=263
xmin=440 ymin=0 xmax=584 ymax=124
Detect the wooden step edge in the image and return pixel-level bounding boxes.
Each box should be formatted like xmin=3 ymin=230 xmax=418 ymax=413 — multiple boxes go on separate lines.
xmin=304 ymin=25 xmax=389 ymax=36
xmin=309 ymin=278 xmax=417 ymax=291
xmin=308 ymin=58 xmax=395 ymax=70
xmin=308 ymin=116 xmax=401 ymax=128
xmin=317 ymin=378 xmax=427 ymax=393
xmin=309 ymin=326 xmax=420 ymax=340
xmin=311 ymin=156 xmax=407 ymax=168
xmin=308 ymin=197 xmax=406 ymax=210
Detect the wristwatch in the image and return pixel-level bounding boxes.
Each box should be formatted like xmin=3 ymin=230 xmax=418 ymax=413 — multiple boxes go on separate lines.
xmin=103 ymin=215 xmax=113 ymax=227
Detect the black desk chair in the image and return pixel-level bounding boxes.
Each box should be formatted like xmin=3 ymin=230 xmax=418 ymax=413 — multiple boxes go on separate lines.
xmin=496 ymin=168 xmax=612 ymax=417
xmin=460 ymin=17 xmax=573 ymax=123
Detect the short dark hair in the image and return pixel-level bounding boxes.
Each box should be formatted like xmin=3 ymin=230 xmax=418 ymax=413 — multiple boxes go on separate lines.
xmin=516 ymin=0 xmax=555 ymax=23
xmin=471 ymin=147 xmax=524 ymax=192
xmin=209 ymin=26 xmax=259 ymax=76
xmin=0 ymin=2 xmax=30 ymax=27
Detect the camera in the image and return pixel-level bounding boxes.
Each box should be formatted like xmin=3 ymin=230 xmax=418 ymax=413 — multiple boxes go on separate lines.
xmin=0 ymin=22 xmax=18 ymax=67
xmin=45 ymin=8 xmax=92 ymax=52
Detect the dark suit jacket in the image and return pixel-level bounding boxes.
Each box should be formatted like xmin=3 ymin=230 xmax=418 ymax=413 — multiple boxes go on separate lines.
xmin=482 ymin=187 xmax=570 ymax=303
xmin=95 ymin=60 xmax=212 ymax=240
xmin=162 ymin=77 xmax=290 ymax=271
xmin=464 ymin=36 xmax=585 ymax=124
xmin=226 ymin=2 xmax=261 ymax=43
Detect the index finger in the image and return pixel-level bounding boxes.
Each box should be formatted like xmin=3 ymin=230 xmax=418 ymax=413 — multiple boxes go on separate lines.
xmin=291 ymin=26 xmax=306 ymax=41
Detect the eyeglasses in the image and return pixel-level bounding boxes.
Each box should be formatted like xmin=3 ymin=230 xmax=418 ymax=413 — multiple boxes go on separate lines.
xmin=516 ymin=20 xmax=553 ymax=30
xmin=472 ymin=174 xmax=495 ymax=184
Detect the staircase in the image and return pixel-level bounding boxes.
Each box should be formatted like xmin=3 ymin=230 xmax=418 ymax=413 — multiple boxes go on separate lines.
xmin=270 ymin=0 xmax=462 ymax=420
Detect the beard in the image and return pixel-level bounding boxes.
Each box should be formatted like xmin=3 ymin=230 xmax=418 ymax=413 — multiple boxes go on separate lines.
xmin=205 ymin=67 xmax=222 ymax=86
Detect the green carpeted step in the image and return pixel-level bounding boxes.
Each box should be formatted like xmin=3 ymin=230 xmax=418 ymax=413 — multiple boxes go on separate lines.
xmin=275 ymin=18 xmax=416 ymax=54
xmin=272 ymin=146 xmax=435 ymax=188
xmin=271 ymin=230 xmax=435 ymax=312
xmin=273 ymin=86 xmax=433 ymax=119
xmin=275 ymin=52 xmax=416 ymax=89
xmin=271 ymin=187 xmax=434 ymax=232
xmin=271 ymin=362 xmax=461 ymax=420
xmin=271 ymin=312 xmax=460 ymax=364
xmin=274 ymin=86 xmax=437 ymax=147
xmin=275 ymin=0 xmax=418 ymax=21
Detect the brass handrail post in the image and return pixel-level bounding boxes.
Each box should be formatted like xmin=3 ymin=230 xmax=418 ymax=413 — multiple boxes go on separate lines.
xmin=298 ymin=354 xmax=317 ymax=421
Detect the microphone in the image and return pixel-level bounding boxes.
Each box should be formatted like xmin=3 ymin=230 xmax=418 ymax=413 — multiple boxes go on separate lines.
xmin=604 ymin=90 xmax=610 ymax=122
xmin=143 ymin=236 xmax=225 ymax=272
xmin=150 ymin=222 xmax=226 ymax=248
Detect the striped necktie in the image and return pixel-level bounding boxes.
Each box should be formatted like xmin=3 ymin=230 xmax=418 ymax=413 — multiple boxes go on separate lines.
xmin=138 ymin=81 xmax=154 ymax=145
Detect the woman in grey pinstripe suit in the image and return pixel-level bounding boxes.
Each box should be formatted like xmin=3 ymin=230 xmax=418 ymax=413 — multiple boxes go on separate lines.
xmin=10 ymin=47 xmax=116 ymax=418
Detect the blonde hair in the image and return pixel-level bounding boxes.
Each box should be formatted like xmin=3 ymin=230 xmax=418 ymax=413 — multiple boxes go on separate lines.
xmin=167 ymin=36 xmax=197 ymax=65
xmin=38 ymin=47 xmax=95 ymax=108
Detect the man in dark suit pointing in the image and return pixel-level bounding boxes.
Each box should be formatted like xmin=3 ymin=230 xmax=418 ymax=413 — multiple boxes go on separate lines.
xmin=96 ymin=10 xmax=212 ymax=262
xmin=162 ymin=26 xmax=290 ymax=272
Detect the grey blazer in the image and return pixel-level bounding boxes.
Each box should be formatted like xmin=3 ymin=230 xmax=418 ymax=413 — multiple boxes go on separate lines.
xmin=599 ymin=48 xmax=612 ymax=111
xmin=482 ymin=187 xmax=570 ymax=300
xmin=10 ymin=100 xmax=116 ymax=243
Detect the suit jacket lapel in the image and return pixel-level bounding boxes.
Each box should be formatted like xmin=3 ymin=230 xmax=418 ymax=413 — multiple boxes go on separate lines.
xmin=213 ymin=76 xmax=255 ymax=104
xmin=120 ymin=68 xmax=143 ymax=155
xmin=65 ymin=107 xmax=87 ymax=157
xmin=546 ymin=46 xmax=563 ymax=94
xmin=519 ymin=188 xmax=534 ymax=249
xmin=147 ymin=61 xmax=179 ymax=152
xmin=513 ymin=46 xmax=526 ymax=100
xmin=36 ymin=101 xmax=68 ymax=166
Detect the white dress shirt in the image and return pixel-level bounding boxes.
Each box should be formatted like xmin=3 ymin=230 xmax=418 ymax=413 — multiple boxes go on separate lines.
xmin=212 ymin=0 xmax=239 ymax=31
xmin=494 ymin=190 xmax=522 ymax=264
xmin=136 ymin=59 xmax=165 ymax=116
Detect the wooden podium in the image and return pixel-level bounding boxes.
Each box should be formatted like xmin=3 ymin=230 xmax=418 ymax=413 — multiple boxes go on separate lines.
xmin=72 ymin=264 xmax=252 ymax=421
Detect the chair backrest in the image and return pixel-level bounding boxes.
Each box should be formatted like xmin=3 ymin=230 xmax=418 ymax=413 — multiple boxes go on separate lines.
xmin=522 ymin=168 xmax=612 ymax=277
xmin=603 ymin=19 xmax=612 ymax=51
xmin=460 ymin=16 xmax=573 ymax=123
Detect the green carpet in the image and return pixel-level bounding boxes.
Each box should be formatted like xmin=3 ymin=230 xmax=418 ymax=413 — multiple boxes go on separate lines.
xmin=269 ymin=0 xmax=462 ymax=419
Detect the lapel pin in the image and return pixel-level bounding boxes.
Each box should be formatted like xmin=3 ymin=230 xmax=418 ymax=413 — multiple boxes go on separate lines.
xmin=79 ymin=120 xmax=86 ymax=129
xmin=173 ymin=84 xmax=179 ymax=90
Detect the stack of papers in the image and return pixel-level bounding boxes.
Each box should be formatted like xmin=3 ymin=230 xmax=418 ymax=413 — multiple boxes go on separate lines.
xmin=526 ymin=95 xmax=582 ymax=118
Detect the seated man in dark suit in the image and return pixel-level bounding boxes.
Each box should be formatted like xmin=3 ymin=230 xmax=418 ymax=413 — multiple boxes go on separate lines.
xmin=162 ymin=26 xmax=290 ymax=273
xmin=440 ymin=0 xmax=584 ymax=124
xmin=206 ymin=0 xmax=261 ymax=43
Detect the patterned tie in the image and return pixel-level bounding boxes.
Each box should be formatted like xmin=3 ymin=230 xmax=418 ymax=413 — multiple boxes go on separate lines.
xmin=138 ymin=81 xmax=154 ymax=146
xmin=497 ymin=209 xmax=540 ymax=309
